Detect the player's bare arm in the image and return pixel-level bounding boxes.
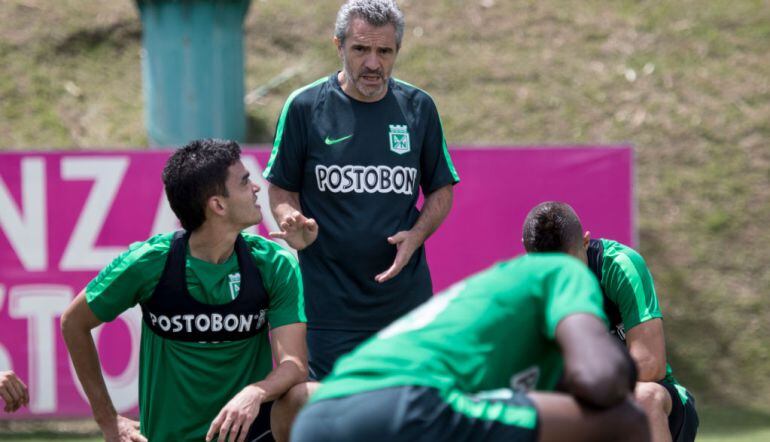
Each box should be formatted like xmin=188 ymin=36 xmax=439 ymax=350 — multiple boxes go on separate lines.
xmin=626 ymin=318 xmax=667 ymax=381
xmin=61 ymin=291 xmax=146 ymax=442
xmin=556 ymin=313 xmax=636 ymax=408
xmin=375 ymin=184 xmax=453 ymax=283
xmin=267 ymin=183 xmax=318 ymax=250
xmin=627 ymin=318 xmax=672 ymax=442
xmin=207 ymin=322 xmax=308 ymax=442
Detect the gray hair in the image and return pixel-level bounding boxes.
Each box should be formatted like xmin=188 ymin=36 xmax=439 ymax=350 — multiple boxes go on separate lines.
xmin=334 ymin=0 xmax=405 ymax=49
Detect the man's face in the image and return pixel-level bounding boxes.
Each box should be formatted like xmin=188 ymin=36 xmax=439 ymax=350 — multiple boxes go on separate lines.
xmin=336 ymin=17 xmax=398 ymax=102
xmin=222 ymin=161 xmax=262 ymax=228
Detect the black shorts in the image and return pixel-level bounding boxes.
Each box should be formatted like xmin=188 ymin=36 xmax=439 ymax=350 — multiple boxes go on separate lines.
xmin=244 ymin=401 xmax=274 ymax=442
xmin=306 ymin=328 xmax=376 ymax=381
xmin=658 ymin=380 xmax=699 ymax=442
xmin=291 ymin=386 xmax=538 ymax=442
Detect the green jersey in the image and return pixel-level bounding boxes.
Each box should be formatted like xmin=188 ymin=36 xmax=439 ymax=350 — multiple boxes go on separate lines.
xmin=587 ymin=238 xmax=690 ymax=404
xmin=85 ymin=232 xmax=305 ymax=441
xmin=311 ymin=253 xmax=606 ymax=403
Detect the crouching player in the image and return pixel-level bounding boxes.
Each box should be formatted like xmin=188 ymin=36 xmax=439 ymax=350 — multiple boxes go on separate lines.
xmin=292 ymin=253 xmax=650 ymax=442
xmin=62 ymin=139 xmax=310 ymax=442
xmin=522 ymin=201 xmax=699 ymax=442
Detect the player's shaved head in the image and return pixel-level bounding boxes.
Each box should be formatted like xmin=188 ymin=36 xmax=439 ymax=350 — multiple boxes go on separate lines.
xmin=522 ymin=201 xmax=584 ymax=254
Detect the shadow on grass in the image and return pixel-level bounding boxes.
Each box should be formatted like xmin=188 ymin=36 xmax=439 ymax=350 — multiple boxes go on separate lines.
xmin=52 ymin=19 xmax=141 ymax=56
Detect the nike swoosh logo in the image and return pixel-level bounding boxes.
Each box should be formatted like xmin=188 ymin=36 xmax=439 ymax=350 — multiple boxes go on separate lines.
xmin=325 ymin=134 xmax=353 ymax=145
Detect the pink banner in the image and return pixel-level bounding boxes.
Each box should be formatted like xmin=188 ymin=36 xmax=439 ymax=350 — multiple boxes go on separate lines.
xmin=0 ymin=146 xmax=632 ymax=418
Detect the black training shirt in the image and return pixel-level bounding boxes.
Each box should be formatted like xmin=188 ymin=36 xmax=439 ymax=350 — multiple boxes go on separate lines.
xmin=264 ymin=74 xmax=459 ymax=330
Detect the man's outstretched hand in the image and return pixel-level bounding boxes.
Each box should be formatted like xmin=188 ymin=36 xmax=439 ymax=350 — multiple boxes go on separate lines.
xmin=375 ymin=230 xmax=424 ymax=283
xmin=270 ymin=211 xmax=318 ymax=250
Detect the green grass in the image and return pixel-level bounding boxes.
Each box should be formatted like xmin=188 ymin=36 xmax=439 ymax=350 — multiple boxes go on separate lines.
xmin=2 ymin=438 xmax=98 ymax=442
xmin=4 ymin=407 xmax=770 ymax=442
xmin=696 ymin=406 xmax=770 ymax=441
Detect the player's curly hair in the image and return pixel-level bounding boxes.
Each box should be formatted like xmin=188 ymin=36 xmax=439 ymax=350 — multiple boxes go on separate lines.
xmin=522 ymin=201 xmax=583 ymax=253
xmin=162 ymin=139 xmax=241 ymax=232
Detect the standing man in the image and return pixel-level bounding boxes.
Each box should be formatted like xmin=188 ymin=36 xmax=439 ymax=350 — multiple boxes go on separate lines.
xmin=264 ymin=0 xmax=459 ymax=381
xmin=62 ymin=139 xmax=308 ymax=442
xmin=522 ymin=201 xmax=699 ymax=442
xmin=291 ymin=253 xmax=649 ymax=442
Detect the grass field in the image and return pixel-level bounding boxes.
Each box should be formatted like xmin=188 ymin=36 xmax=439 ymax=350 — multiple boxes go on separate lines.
xmin=3 ymin=406 xmax=770 ymax=441
xmin=0 ymin=0 xmax=768 ymax=438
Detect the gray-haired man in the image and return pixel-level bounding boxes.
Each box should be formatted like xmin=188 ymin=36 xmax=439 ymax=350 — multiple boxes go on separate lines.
xmin=264 ymin=0 xmax=460 ymax=384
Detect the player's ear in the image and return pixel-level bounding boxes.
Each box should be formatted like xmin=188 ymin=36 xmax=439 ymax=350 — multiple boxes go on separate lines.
xmin=583 ymin=231 xmax=591 ymax=249
xmin=208 ymin=196 xmax=226 ymax=216
xmin=333 ymin=36 xmax=343 ymax=57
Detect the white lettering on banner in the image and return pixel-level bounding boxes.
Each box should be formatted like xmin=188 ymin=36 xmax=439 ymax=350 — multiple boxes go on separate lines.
xmin=315 ymin=165 xmax=417 ymax=194
xmin=150 ymin=190 xmax=180 ymax=235
xmin=71 ymin=307 xmax=141 ymax=413
xmin=8 ymin=285 xmax=72 ymax=413
xmin=0 ymin=158 xmax=47 ymax=271
xmin=0 ymin=346 xmax=10 ymax=373
xmin=0 ymin=285 xmax=11 ymax=371
xmin=59 ymin=157 xmax=129 ymax=270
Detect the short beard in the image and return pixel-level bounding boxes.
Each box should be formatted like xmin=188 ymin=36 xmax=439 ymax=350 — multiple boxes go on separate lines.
xmin=342 ymin=58 xmax=387 ymax=99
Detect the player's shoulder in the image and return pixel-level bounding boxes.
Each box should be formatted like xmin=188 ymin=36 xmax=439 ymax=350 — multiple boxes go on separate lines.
xmin=391 ymin=78 xmax=437 ymax=106
xmin=121 ymin=232 xmax=174 ymax=265
xmin=240 ymin=233 xmax=298 ymax=266
xmin=600 ymin=238 xmax=648 ymax=270
xmin=516 ymin=252 xmax=586 ymax=271
xmin=93 ymin=232 xmax=173 ymax=282
xmin=480 ymin=253 xmax=588 ymax=285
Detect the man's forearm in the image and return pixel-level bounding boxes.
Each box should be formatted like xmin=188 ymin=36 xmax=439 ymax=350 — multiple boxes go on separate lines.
xmin=62 ymin=324 xmax=118 ymax=427
xmin=626 ymin=319 xmax=668 ymax=382
xmin=631 ymin=351 xmax=667 ymax=382
xmin=558 ymin=314 xmax=634 ymax=408
xmin=252 ymin=359 xmax=307 ymax=403
xmin=268 ymin=184 xmax=302 ymax=223
xmin=411 ymin=184 xmax=453 ymax=241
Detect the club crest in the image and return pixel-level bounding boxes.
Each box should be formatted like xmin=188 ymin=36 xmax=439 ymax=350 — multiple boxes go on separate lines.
xmin=388 ymin=124 xmax=410 ymax=155
xmin=228 ymin=272 xmax=241 ymax=299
